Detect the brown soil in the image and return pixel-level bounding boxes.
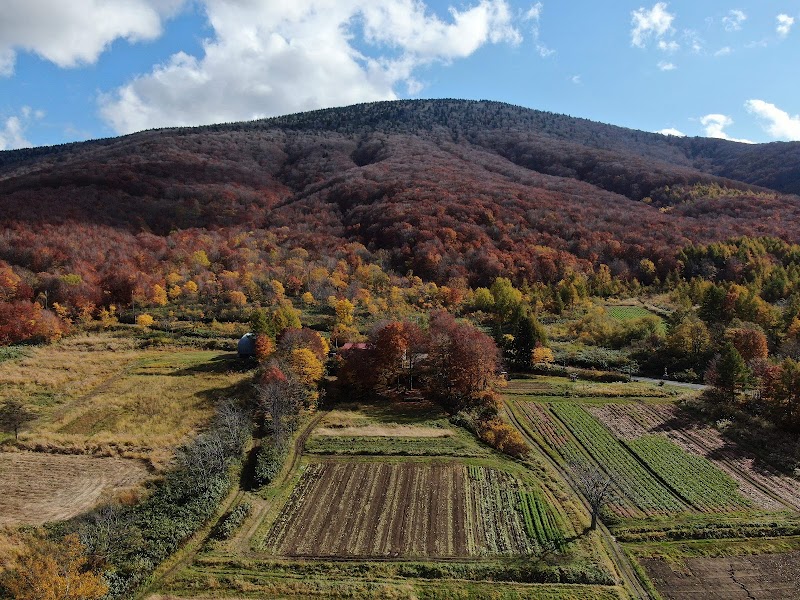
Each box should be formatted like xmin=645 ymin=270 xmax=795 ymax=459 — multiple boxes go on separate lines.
xmin=641 ymin=551 xmax=800 ymax=599
xmin=0 ymin=451 xmax=149 ymax=526
xmin=313 ymin=425 xmax=454 ymax=437
xmin=265 ymin=461 xmax=531 ymax=558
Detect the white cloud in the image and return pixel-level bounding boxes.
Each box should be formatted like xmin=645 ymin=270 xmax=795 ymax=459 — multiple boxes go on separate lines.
xmin=571 ymin=74 xmax=581 ymax=84
xmin=745 ymin=99 xmax=800 ymax=141
xmin=657 ymin=60 xmax=676 ymax=71
xmin=100 ymin=0 xmax=524 ymax=134
xmin=700 ymin=113 xmax=753 ymax=143
xmin=683 ymin=29 xmax=704 ymax=53
xmin=714 ymin=46 xmax=732 ymax=56
xmin=657 ymin=128 xmax=685 ymax=137
xmin=0 ymin=106 xmax=44 ymax=150
xmin=722 ymin=9 xmax=746 ymax=32
xmin=658 ymin=40 xmax=679 ymax=52
xmin=525 ymin=2 xmax=554 ymax=57
xmin=0 ymin=0 xmax=184 ymax=76
xmin=777 ymin=14 xmax=795 ymax=37
xmin=631 ymin=3 xmax=675 ymax=48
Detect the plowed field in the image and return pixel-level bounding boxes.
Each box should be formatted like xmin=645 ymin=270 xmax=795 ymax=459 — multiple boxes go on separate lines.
xmin=0 ymin=451 xmax=149 ymax=525
xmin=265 ymin=461 xmax=544 ymax=558
xmin=641 ymin=551 xmax=800 ymax=599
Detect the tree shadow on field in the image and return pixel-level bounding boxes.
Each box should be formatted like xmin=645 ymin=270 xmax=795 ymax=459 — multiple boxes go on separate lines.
xmin=657 ymin=402 xmax=800 ymax=477
xmin=168 ymin=353 xmax=256 ymax=376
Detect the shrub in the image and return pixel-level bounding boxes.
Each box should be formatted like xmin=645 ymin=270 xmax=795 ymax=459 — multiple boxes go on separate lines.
xmin=477 ymin=418 xmax=529 ymax=458
xmin=253 ymin=443 xmax=285 ymax=488
xmin=214 ymin=502 xmax=252 ymax=540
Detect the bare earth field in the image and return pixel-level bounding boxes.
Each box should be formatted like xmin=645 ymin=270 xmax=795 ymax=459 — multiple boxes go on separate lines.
xmin=641 ymin=551 xmax=800 ymax=599
xmin=313 ymin=424 xmax=454 ymax=437
xmin=265 ymin=460 xmax=538 ymax=557
xmin=0 ymin=451 xmax=149 ymax=526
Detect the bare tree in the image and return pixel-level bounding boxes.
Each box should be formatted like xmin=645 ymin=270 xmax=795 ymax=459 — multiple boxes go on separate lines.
xmin=256 ymin=378 xmax=304 ymax=450
xmin=214 ymin=398 xmax=251 ymax=455
xmin=0 ymin=399 xmax=36 ymax=440
xmin=569 ymin=460 xmax=615 ymax=530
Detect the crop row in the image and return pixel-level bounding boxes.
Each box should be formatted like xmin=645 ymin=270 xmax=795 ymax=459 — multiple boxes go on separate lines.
xmin=509 ymin=400 xmax=640 ymax=518
xmin=625 ymin=435 xmax=751 ymax=512
xmin=518 ymin=487 xmax=566 ymax=549
xmin=589 ymin=402 xmax=800 ymax=511
xmin=467 ymin=467 xmax=538 ymax=555
xmin=549 ymin=403 xmax=685 ymax=513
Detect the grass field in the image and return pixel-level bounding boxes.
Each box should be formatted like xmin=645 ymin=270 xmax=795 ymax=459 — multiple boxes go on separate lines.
xmin=605 ymin=305 xmax=666 ymax=334
xmin=0 ymin=333 xmax=251 ymax=466
xmin=0 ymin=451 xmax=149 ymax=526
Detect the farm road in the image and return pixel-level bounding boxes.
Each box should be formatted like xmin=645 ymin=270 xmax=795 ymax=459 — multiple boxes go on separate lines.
xmin=503 ymin=400 xmax=652 ymax=600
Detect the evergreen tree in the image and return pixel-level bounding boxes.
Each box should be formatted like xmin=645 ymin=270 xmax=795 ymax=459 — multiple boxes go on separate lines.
xmin=713 ymin=341 xmax=749 ymax=402
xmin=512 ymin=312 xmax=548 ymax=371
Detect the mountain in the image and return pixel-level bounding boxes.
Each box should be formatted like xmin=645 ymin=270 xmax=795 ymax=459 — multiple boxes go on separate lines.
xmin=1 ymin=99 xmax=799 ymax=286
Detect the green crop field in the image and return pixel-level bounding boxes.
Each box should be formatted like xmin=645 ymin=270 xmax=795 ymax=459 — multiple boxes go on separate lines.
xmin=625 ymin=435 xmax=751 ymax=512
xmin=605 ymin=305 xmax=666 ymax=333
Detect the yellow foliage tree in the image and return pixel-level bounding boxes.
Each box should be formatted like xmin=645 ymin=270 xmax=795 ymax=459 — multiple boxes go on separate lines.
xmin=168 ymin=285 xmax=182 ymax=300
xmin=136 ymin=313 xmax=155 ymax=328
xmin=289 ymin=348 xmax=324 ymax=406
xmin=335 ymin=299 xmax=355 ymax=327
xmin=301 ymin=291 xmax=315 ymax=306
xmin=1 ymin=534 xmax=108 ymax=600
xmin=532 ymin=345 xmax=555 ymax=365
xmin=183 ymin=280 xmax=199 ymax=296
xmin=151 ymin=284 xmax=168 ymax=307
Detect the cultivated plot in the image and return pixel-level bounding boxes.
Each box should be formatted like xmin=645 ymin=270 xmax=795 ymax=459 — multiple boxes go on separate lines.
xmin=587 ymin=402 xmax=800 ymax=511
xmin=264 ymin=461 xmax=564 ymax=557
xmin=641 ymin=551 xmax=800 ymax=600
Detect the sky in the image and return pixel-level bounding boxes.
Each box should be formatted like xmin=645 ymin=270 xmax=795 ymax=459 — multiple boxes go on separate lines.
xmin=1 ymin=0 xmax=798 ymax=150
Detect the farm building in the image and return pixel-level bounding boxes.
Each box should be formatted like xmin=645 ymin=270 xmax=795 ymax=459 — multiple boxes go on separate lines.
xmin=237 ymin=332 xmax=257 ymax=358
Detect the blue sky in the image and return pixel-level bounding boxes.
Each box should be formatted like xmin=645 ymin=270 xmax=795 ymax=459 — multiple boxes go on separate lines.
xmin=1 ymin=0 xmax=798 ymax=149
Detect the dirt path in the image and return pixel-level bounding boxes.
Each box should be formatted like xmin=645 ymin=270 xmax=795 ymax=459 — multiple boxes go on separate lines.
xmin=140 ymin=410 xmax=327 ymax=598
xmin=504 ymin=399 xmax=650 ymax=600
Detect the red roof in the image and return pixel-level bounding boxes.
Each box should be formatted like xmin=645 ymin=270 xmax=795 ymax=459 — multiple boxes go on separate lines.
xmin=340 ymin=342 xmax=369 ymax=351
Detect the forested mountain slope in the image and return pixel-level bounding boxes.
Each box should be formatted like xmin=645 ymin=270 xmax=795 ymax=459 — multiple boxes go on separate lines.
xmin=1 ymin=99 xmax=799 ymax=286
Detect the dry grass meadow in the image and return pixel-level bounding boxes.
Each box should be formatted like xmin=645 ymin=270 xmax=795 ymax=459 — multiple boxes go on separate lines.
xmin=0 ymin=333 xmax=251 ymax=467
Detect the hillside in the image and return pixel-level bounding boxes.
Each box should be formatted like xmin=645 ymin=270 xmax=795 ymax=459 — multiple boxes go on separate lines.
xmin=1 ymin=99 xmax=800 ymax=287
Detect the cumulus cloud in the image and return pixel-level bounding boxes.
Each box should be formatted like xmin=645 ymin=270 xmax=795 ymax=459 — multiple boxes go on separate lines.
xmin=100 ymin=0 xmax=524 ymax=134
xmin=0 ymin=0 xmax=184 ymax=75
xmin=631 ymin=3 xmax=675 ymax=48
xmin=777 ymin=14 xmax=795 ymax=37
xmin=700 ymin=113 xmax=752 ymax=143
xmin=745 ymin=99 xmax=800 ymax=141
xmin=656 ymin=128 xmax=685 ymax=137
xmin=0 ymin=106 xmax=44 ymax=150
xmin=722 ymin=9 xmax=746 ymax=32
xmin=657 ymin=60 xmax=676 ymax=71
